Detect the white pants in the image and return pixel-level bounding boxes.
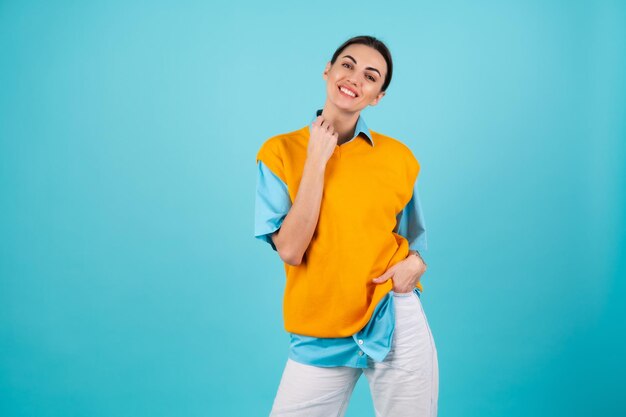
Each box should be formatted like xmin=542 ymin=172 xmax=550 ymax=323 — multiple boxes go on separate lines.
xmin=270 ymin=291 xmax=439 ymax=417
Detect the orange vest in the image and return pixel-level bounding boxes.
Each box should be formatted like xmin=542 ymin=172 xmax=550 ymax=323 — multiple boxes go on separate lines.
xmin=256 ymin=125 xmax=421 ymax=337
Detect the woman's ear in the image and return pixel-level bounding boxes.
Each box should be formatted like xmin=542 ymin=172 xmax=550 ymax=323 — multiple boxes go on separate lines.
xmin=370 ymin=90 xmax=385 ymax=106
xmin=322 ymin=62 xmax=331 ymax=81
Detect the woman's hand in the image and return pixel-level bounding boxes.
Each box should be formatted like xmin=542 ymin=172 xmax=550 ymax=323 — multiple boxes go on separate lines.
xmin=306 ymin=115 xmax=338 ymax=167
xmin=371 ymin=253 xmax=427 ymax=293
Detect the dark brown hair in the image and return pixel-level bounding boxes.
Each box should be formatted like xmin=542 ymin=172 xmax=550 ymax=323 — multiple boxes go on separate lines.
xmin=330 ymin=35 xmax=393 ymax=93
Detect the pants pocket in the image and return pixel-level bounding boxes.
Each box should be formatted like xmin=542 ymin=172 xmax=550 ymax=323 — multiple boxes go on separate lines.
xmin=381 ymin=296 xmax=432 ymax=373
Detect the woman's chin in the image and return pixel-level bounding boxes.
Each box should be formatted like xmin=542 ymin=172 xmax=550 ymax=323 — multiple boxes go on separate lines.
xmin=328 ymin=97 xmax=359 ymax=113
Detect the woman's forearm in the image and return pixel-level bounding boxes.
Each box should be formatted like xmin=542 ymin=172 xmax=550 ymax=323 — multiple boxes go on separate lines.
xmin=272 ymin=158 xmax=326 ymax=266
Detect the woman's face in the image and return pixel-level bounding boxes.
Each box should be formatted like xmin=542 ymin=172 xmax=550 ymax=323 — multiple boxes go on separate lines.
xmin=323 ymin=43 xmax=387 ymax=113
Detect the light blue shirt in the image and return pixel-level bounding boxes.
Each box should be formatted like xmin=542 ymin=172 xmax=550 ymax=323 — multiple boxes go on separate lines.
xmin=254 ymin=109 xmax=427 ymax=368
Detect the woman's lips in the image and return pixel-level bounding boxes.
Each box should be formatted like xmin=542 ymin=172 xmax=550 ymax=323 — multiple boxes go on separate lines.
xmin=338 ymin=85 xmax=357 ymax=99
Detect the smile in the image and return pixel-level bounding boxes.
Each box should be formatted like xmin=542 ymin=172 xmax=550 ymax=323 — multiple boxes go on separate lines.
xmin=338 ymin=85 xmax=357 ymax=98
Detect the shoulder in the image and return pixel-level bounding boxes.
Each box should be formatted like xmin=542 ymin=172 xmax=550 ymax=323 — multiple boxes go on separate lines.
xmin=256 ymin=126 xmax=307 ymax=162
xmin=256 ymin=126 xmax=307 ymax=183
xmin=370 ymin=130 xmax=420 ymax=173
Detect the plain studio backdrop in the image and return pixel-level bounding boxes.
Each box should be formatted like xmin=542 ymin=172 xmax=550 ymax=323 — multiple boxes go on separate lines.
xmin=1 ymin=1 xmax=624 ymax=416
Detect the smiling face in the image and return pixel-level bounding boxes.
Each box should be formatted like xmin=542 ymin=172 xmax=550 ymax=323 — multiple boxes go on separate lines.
xmin=323 ymin=43 xmax=387 ymax=113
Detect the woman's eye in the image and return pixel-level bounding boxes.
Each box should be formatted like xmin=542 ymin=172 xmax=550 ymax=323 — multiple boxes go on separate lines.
xmin=341 ymin=62 xmax=375 ymax=81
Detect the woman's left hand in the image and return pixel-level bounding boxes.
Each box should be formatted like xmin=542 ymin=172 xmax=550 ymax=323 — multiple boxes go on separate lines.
xmin=371 ymin=253 xmax=427 ymax=293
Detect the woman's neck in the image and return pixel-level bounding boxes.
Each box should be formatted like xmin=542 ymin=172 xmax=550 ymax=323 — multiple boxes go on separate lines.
xmin=320 ymin=103 xmax=360 ymax=145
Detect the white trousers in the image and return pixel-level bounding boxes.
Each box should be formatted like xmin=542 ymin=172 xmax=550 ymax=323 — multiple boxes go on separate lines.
xmin=270 ymin=291 xmax=439 ymax=417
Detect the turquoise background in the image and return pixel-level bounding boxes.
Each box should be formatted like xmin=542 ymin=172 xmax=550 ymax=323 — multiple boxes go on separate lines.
xmin=1 ymin=0 xmax=625 ymax=416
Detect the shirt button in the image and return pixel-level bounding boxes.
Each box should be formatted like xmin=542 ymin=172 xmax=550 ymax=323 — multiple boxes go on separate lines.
xmin=358 ymin=339 xmax=364 ymax=345
xmin=358 ymin=351 xmax=364 ymax=356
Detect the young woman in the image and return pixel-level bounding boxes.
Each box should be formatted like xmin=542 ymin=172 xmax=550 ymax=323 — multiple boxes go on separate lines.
xmin=254 ymin=35 xmax=438 ymax=417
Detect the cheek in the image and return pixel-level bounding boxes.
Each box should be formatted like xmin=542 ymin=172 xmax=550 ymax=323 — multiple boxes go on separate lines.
xmin=363 ymin=87 xmax=379 ymax=99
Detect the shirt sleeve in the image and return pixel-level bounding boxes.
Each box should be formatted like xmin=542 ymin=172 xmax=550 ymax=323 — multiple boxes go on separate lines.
xmin=394 ymin=182 xmax=428 ymax=255
xmin=254 ymin=160 xmax=292 ymax=251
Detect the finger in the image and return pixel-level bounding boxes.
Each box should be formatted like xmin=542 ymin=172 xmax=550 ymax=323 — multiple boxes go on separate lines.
xmin=372 ymin=276 xmax=389 ymax=284
xmin=311 ymin=116 xmax=324 ymax=129
xmin=372 ymin=270 xmax=394 ymax=283
xmin=372 ymin=264 xmax=398 ymax=281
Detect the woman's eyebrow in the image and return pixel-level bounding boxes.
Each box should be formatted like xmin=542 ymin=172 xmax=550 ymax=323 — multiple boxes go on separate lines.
xmin=341 ymin=55 xmax=381 ymax=77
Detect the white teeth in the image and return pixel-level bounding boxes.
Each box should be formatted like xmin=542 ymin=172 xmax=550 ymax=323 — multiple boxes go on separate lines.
xmin=340 ymin=86 xmax=356 ymax=97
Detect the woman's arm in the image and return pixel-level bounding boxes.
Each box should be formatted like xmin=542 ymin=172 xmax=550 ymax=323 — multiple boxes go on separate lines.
xmin=271 ymin=159 xmax=325 ymax=265
xmin=272 ymin=116 xmax=337 ymax=266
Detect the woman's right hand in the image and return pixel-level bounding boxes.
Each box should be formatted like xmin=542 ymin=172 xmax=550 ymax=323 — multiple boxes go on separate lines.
xmin=306 ymin=115 xmax=338 ymax=167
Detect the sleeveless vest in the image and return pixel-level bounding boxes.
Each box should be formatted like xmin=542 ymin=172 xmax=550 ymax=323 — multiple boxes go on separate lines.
xmin=256 ymin=126 xmax=420 ymax=337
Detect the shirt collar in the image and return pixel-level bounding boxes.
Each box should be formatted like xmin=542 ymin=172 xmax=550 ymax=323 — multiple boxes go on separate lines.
xmin=308 ymin=108 xmax=374 ymax=147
